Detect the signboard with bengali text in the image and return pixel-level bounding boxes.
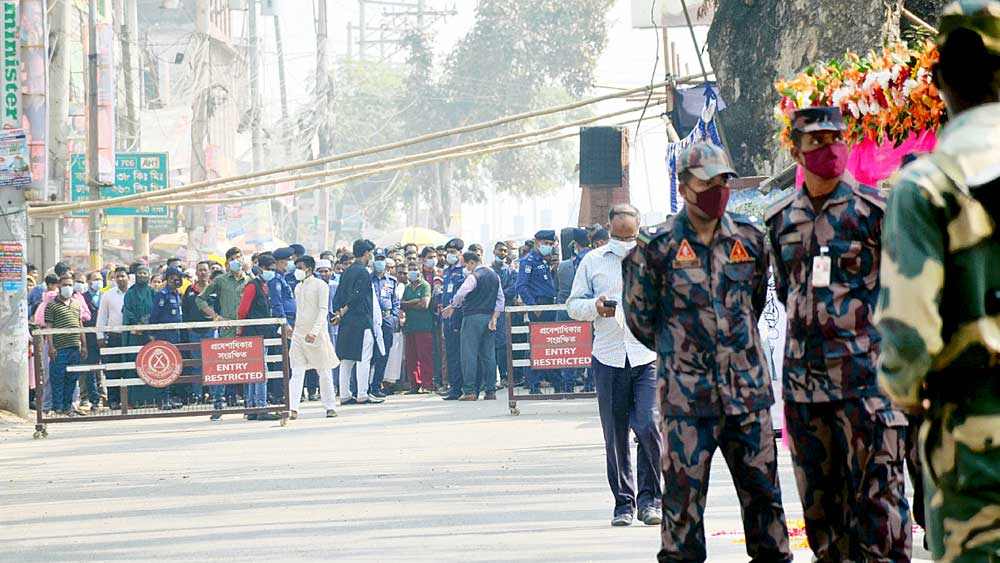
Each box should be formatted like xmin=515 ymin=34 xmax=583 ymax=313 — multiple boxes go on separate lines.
xmin=200 ymin=336 xmax=266 ymax=385
xmin=70 ymin=152 xmax=169 ymax=217
xmin=529 ymin=321 xmax=593 ymax=370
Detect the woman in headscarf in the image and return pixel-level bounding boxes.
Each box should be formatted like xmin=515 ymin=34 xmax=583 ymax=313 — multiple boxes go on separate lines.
xmin=122 ymin=265 xmax=155 ymax=405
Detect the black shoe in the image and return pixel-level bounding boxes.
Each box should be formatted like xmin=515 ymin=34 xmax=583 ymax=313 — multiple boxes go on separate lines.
xmin=210 ymin=412 xmax=222 ymax=421
xmin=308 ymin=393 xmax=320 ymax=401
xmin=245 ymin=413 xmax=259 ymax=421
xmin=442 ymin=394 xmax=461 ymax=401
xmin=370 ymin=390 xmax=386 ymax=398
xmin=529 ymin=388 xmax=542 ymax=395
xmin=257 ymin=412 xmax=281 ymax=421
xmin=326 ymin=409 xmax=338 ymax=418
xmin=359 ymin=396 xmax=385 ymax=405
xmin=340 ymin=398 xmax=358 ymax=406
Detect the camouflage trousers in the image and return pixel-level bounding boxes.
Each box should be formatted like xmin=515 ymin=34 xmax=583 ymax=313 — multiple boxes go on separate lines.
xmin=658 ymin=409 xmax=792 ymax=563
xmin=921 ymin=394 xmax=1000 ymax=563
xmin=785 ymin=398 xmax=912 ymax=562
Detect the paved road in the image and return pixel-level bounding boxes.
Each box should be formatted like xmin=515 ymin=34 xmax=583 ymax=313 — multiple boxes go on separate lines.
xmin=1 ymin=392 xmax=928 ymax=562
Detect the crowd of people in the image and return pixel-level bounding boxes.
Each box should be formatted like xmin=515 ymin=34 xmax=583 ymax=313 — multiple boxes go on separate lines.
xmin=26 ymin=226 xmax=613 ymax=419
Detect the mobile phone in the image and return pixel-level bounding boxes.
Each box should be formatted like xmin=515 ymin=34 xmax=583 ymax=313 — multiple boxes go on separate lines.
xmin=604 ymin=299 xmax=618 ymax=310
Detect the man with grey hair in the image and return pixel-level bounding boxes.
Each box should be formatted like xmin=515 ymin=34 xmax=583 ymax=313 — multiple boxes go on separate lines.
xmin=567 ymin=202 xmax=662 ymax=527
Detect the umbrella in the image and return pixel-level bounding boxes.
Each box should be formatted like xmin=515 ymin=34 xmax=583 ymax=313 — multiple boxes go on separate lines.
xmin=383 ymin=227 xmax=449 ymax=248
xmin=150 ymin=231 xmax=189 ymax=254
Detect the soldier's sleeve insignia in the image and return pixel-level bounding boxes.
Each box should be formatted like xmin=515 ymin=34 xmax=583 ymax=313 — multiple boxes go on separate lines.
xmin=728 ymin=239 xmax=753 ymax=263
xmin=524 ymin=266 xmax=532 ymax=274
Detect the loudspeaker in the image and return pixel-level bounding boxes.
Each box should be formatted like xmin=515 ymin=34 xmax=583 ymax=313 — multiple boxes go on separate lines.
xmin=580 ymin=127 xmax=626 ymax=187
xmin=560 ymin=227 xmax=577 ymax=259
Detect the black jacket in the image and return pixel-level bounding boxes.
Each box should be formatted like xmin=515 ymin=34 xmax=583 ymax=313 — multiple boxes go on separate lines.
xmin=332 ymin=262 xmax=376 ymax=360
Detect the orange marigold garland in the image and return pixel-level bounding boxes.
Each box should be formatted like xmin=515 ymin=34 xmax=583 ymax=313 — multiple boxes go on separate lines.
xmin=774 ymin=39 xmax=946 ymax=148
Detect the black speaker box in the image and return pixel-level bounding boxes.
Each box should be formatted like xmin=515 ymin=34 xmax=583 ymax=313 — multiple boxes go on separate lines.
xmin=579 ymin=127 xmax=624 ymax=187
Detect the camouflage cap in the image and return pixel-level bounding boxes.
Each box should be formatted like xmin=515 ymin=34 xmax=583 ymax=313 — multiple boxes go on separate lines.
xmin=791 ymin=106 xmax=847 ymax=133
xmin=939 ymin=0 xmax=1000 ymax=55
xmin=677 ymin=142 xmax=737 ymax=181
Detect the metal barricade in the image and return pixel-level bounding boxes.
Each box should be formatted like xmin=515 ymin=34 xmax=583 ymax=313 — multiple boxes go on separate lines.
xmin=30 ymin=318 xmax=291 ymax=438
xmin=504 ymin=304 xmax=596 ymax=415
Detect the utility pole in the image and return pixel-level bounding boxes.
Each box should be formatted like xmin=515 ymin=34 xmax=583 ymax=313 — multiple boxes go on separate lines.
xmin=358 ymin=0 xmax=366 ymax=60
xmin=116 ymin=0 xmax=147 ymax=257
xmin=274 ymin=14 xmax=288 ymax=120
xmin=248 ymin=0 xmax=262 ymax=171
xmin=86 ymin=0 xmax=103 ymax=270
xmin=316 ymin=0 xmax=331 ymax=250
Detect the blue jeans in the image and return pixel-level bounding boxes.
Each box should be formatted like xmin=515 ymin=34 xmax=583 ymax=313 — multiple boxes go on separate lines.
xmin=50 ymin=347 xmax=81 ymax=412
xmin=188 ymin=328 xmax=223 ymax=405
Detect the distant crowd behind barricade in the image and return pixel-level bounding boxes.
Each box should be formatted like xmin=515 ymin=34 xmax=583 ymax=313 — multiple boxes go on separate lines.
xmin=25 ymin=225 xmax=610 ymax=419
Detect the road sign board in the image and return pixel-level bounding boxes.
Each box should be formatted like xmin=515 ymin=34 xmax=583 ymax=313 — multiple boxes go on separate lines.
xmin=200 ymin=336 xmax=266 ymax=385
xmin=135 ymin=340 xmax=183 ymax=388
xmin=529 ymin=321 xmax=593 ymax=370
xmin=70 ymin=152 xmax=170 ymax=217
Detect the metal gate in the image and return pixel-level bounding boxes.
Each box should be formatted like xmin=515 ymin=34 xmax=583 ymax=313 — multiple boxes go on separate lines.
xmin=504 ymin=304 xmax=596 ymax=415
xmin=31 ymin=318 xmax=291 ymax=438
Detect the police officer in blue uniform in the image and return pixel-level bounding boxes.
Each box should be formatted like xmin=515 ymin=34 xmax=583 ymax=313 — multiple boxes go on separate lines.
xmin=516 ymin=229 xmax=559 ymax=394
xmin=441 ymin=238 xmax=467 ymax=400
xmin=149 ymin=267 xmax=185 ymax=409
xmin=269 ymin=248 xmax=298 ymax=401
xmin=370 ymin=249 xmax=400 ymax=398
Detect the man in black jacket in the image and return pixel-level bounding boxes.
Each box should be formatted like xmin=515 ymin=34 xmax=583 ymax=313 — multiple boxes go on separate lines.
xmin=332 ymin=239 xmax=385 ymax=405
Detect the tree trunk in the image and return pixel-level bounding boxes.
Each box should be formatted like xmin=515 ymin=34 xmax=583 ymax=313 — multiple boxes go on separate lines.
xmin=707 ymin=0 xmax=903 ymax=176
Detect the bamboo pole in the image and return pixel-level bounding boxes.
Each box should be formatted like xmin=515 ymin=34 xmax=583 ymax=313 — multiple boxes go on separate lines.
xmin=166 ymin=114 xmax=647 ymax=207
xmin=149 ymin=102 xmax=665 ymax=204
xmin=30 ymin=77 xmax=699 ymax=217
xmin=902 ymin=8 xmax=938 ymax=34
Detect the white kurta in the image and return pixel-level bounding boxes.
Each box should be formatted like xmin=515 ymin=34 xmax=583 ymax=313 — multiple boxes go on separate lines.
xmin=291 ymin=276 xmax=340 ymax=371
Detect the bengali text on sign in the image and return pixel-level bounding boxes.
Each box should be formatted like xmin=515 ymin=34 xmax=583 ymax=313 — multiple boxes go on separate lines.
xmin=200 ymin=337 xmax=266 ymax=385
xmin=529 ymin=321 xmax=593 ymax=369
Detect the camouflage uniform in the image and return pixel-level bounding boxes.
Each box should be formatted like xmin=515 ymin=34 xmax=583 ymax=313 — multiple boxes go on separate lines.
xmin=625 ymin=142 xmax=792 ymax=563
xmin=766 ymin=108 xmax=911 ymax=562
xmin=877 ymin=4 xmax=1000 ymax=561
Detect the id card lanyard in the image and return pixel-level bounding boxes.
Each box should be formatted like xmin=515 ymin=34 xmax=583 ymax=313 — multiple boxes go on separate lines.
xmin=812 ymin=246 xmax=831 ymax=289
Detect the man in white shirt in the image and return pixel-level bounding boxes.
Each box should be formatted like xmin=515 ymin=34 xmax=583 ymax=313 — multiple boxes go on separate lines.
xmin=95 ymin=266 xmax=129 ymax=408
xmin=567 ymin=203 xmax=662 ymax=528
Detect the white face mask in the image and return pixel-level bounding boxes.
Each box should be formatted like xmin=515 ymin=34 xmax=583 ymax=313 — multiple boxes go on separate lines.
xmin=607 ymin=239 xmax=637 ymax=257
xmin=90 ymin=280 xmax=103 ymax=292
xmin=60 ymin=286 xmax=74 ymax=299
xmin=293 ymin=269 xmax=307 ymax=282
xmin=74 ymin=282 xmax=87 ymax=294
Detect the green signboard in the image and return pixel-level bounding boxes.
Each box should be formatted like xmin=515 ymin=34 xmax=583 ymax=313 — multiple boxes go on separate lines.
xmin=70 ymin=152 xmax=169 ymax=217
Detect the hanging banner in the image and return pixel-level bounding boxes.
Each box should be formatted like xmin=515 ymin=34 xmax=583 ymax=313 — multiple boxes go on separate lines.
xmin=1 ymin=0 xmax=20 ymax=129
xmin=0 ymin=128 xmax=31 ymax=186
xmin=665 ymin=88 xmax=724 ymax=214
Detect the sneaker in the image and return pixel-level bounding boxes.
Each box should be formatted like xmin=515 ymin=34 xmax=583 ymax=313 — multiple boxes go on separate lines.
xmin=289 ymin=411 xmax=298 ymax=420
xmin=611 ymin=513 xmax=634 ymax=527
xmin=325 ymin=409 xmax=338 ymax=418
xmin=638 ymin=507 xmax=662 ymax=526
xmin=459 ymin=393 xmax=478 ymax=401
xmin=370 ymin=390 xmax=386 ymax=399
xmin=308 ymin=393 xmax=320 ymax=402
xmin=484 ymin=392 xmax=497 ymax=400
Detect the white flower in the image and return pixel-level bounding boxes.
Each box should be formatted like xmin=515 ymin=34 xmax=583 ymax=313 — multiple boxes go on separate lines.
xmin=796 ymin=92 xmax=813 ymax=108
xmin=858 ymin=98 xmax=870 ymax=115
xmin=902 ymin=79 xmax=918 ymax=98
xmin=831 ymin=86 xmax=852 ymax=106
xmin=875 ymin=70 xmax=892 ymax=92
xmin=847 ymin=101 xmax=861 ymax=119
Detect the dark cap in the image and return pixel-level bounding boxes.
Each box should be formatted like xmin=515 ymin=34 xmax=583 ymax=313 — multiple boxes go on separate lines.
xmin=373 ymin=248 xmax=388 ymax=260
xmin=939 ymin=1 xmax=1000 ymax=54
xmin=273 ymin=247 xmax=294 ymax=260
xmin=534 ymin=229 xmax=556 ymax=241
xmin=289 ymin=244 xmax=306 ymax=257
xmin=257 ymin=255 xmax=276 ymax=269
xmin=164 ymin=267 xmax=184 ymax=279
xmin=591 ymin=228 xmax=610 ymax=242
xmin=791 ymin=106 xmax=847 ymax=133
xmin=572 ymin=228 xmax=590 ymax=246
xmin=445 ymin=238 xmax=464 ymax=251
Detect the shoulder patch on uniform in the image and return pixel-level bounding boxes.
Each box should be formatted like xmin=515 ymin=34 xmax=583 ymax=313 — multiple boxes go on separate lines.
xmin=524 ymin=265 xmax=532 ymax=274
xmin=764 ymin=193 xmax=795 ymax=223
xmin=639 ymin=217 xmax=675 ymax=247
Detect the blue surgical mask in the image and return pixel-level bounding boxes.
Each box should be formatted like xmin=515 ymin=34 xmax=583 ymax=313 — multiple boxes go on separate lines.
xmin=407 ymin=271 xmax=419 ymax=282
xmin=261 ymin=270 xmax=276 ymax=282
xmin=229 ymin=260 xmax=242 ymax=273
xmin=446 ymin=254 xmax=459 ymax=265
xmin=538 ymin=244 xmax=553 ymax=256
xmin=425 ymin=258 xmax=437 ymax=268
xmin=60 ymin=286 xmax=74 ymax=299
xmin=374 ymin=261 xmax=386 ymax=273
xmin=494 ymin=255 xmax=504 ymax=264
xmin=285 ymin=261 xmax=296 ymax=273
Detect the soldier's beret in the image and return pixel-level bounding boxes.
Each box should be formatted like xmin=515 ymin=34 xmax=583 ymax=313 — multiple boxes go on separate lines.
xmin=445 ymin=238 xmax=464 ymax=251
xmin=534 ymin=230 xmax=557 ymax=241
xmin=273 ymin=247 xmax=294 ymax=260
xmin=164 ymin=267 xmax=184 ymax=279
xmin=289 ymin=244 xmax=306 ymax=257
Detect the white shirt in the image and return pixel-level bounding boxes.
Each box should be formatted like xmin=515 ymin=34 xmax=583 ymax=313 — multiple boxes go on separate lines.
xmin=567 ymin=245 xmax=656 ymax=369
xmin=96 ymin=285 xmax=127 ymax=339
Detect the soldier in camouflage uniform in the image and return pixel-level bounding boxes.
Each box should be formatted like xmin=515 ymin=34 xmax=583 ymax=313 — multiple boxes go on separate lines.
xmin=877 ymin=3 xmax=1000 ymax=561
xmin=765 ymin=107 xmax=911 ymax=562
xmin=624 ymin=142 xmax=792 ymax=563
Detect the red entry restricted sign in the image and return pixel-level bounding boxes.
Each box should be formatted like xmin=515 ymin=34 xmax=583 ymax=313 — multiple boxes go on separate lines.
xmin=529 ymin=321 xmax=593 ymax=370
xmin=201 ymin=337 xmax=267 ymax=385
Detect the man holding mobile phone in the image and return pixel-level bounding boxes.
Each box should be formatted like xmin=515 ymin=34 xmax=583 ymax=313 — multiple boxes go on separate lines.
xmin=567 ymin=204 xmax=661 ymax=528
